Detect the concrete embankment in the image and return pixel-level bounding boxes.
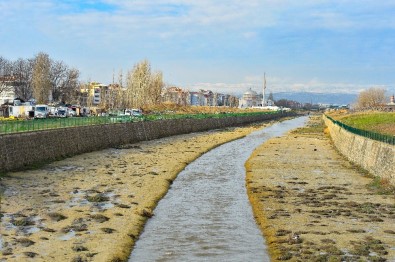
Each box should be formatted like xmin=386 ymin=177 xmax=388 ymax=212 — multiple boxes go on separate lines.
xmin=0 ymin=112 xmax=294 ymax=172
xmin=323 ymin=115 xmax=395 ymax=185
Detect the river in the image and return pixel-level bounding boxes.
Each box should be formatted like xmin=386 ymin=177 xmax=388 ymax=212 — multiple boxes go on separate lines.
xmin=129 ymin=116 xmax=308 ymax=262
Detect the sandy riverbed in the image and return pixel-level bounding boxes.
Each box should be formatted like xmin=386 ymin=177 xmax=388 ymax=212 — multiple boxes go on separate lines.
xmin=246 ymin=115 xmax=395 ymax=261
xmin=0 ymin=122 xmax=272 ymax=262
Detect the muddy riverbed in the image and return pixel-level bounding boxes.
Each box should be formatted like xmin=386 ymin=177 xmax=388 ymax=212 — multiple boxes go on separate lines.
xmin=0 ymin=121 xmax=273 ymax=262
xmin=1 ymin=115 xmax=393 ymax=262
xmin=246 ymin=115 xmax=395 ymax=261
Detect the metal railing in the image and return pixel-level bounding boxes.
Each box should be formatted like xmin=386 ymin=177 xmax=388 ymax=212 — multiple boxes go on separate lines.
xmin=325 ymin=115 xmax=395 ymax=145
xmin=0 ymin=111 xmax=282 ymax=135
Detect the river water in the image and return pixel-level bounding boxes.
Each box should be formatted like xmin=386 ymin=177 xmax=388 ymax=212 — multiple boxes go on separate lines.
xmin=129 ymin=116 xmax=308 ymax=262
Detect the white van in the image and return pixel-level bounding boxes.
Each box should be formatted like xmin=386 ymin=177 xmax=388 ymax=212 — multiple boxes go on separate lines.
xmin=34 ymin=105 xmax=49 ymax=119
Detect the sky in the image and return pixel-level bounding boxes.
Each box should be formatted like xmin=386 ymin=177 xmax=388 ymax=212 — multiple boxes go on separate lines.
xmin=1 ymin=0 xmax=395 ymax=96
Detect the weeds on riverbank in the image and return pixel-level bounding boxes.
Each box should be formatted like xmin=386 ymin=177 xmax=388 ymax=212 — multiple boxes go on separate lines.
xmin=328 ymin=111 xmax=395 ymax=136
xmin=368 ymin=177 xmax=395 ymax=195
xmin=291 ymin=115 xmax=324 ymax=135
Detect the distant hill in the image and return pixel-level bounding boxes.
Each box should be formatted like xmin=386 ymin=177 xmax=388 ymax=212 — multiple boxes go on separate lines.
xmin=272 ymin=92 xmax=357 ymax=105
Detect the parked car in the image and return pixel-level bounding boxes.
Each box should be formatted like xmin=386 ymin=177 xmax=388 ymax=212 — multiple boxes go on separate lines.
xmin=67 ymin=108 xmax=77 ymax=117
xmin=56 ymin=107 xmax=68 ymax=118
xmin=124 ymin=108 xmax=143 ymax=117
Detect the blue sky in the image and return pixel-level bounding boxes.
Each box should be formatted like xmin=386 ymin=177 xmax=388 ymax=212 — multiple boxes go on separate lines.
xmin=1 ymin=0 xmax=395 ymax=96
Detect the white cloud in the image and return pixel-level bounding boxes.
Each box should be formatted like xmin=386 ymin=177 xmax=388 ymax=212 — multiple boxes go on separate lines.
xmin=2 ymin=0 xmax=395 ymax=95
xmin=186 ymin=75 xmax=390 ymax=96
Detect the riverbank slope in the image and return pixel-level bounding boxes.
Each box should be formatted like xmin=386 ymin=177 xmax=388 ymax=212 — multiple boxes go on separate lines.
xmin=246 ymin=115 xmax=395 ymax=261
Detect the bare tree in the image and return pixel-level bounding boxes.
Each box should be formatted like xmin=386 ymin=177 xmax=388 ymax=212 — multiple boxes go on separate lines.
xmin=12 ymin=58 xmax=34 ymax=101
xmin=0 ymin=56 xmax=13 ymax=97
xmin=116 ymin=69 xmax=126 ymax=109
xmin=125 ymin=60 xmax=164 ymax=108
xmin=32 ymin=52 xmax=52 ymax=104
xmin=126 ymin=60 xmax=150 ymax=108
xmin=0 ymin=56 xmax=12 ymax=76
xmin=50 ymin=60 xmax=80 ymax=103
xmin=355 ymin=87 xmax=387 ymax=110
xmin=148 ymin=71 xmax=164 ymax=105
xmin=1 ymin=54 xmax=81 ymax=104
xmin=125 ymin=69 xmax=134 ymax=108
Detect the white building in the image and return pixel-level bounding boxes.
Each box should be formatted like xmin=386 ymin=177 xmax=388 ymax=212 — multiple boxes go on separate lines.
xmin=239 ymin=88 xmax=260 ymax=108
xmin=0 ymin=75 xmax=17 ymax=105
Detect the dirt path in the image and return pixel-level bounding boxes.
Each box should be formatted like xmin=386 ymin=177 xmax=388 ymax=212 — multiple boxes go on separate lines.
xmin=0 ymin=122 xmax=273 ymax=262
xmin=246 ymin=115 xmax=395 ymax=261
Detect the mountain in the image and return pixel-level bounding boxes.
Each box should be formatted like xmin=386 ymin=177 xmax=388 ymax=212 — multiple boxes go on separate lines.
xmin=272 ymin=92 xmax=357 ymax=105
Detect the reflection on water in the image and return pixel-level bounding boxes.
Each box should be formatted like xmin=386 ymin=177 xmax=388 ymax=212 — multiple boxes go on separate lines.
xmin=129 ymin=116 xmax=308 ymax=262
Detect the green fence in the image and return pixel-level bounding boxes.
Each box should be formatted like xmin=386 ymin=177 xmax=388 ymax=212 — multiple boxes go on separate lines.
xmin=325 ymin=115 xmax=395 ymax=146
xmin=0 ymin=111 xmax=281 ymax=135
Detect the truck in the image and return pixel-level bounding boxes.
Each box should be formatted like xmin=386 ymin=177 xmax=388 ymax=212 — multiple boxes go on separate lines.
xmin=5 ymin=105 xmax=34 ymax=118
xmin=34 ymin=104 xmax=49 ymax=119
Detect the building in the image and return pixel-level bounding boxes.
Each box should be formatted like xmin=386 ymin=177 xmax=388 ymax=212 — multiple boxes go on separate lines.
xmin=161 ymin=87 xmax=189 ymax=105
xmin=80 ymin=82 xmax=108 ymax=106
xmin=239 ymin=88 xmax=260 ymax=108
xmin=188 ymin=91 xmax=204 ymax=106
xmin=384 ymin=94 xmax=395 ymax=111
xmin=161 ymin=86 xmax=239 ymax=107
xmin=0 ymin=75 xmax=17 ymax=105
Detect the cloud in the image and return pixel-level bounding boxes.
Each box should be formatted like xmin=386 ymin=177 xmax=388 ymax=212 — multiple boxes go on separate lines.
xmin=188 ymin=76 xmax=390 ymax=96
xmin=2 ymin=0 xmax=395 ymax=95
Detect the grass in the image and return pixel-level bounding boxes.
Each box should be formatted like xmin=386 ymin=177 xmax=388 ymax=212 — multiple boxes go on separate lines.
xmin=367 ymin=177 xmax=395 ymax=195
xmin=0 ymin=110 xmax=282 ymax=134
xmin=291 ymin=115 xmax=325 ymax=135
xmin=332 ymin=112 xmax=395 ymax=136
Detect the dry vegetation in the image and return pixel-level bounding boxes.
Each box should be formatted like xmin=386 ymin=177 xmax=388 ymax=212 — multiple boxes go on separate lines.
xmin=141 ymin=102 xmax=271 ymax=115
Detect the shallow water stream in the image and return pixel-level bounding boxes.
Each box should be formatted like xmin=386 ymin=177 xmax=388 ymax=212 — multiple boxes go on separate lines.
xmin=129 ymin=116 xmax=308 ymax=262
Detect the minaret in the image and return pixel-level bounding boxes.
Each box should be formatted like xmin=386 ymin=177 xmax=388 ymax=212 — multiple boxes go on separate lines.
xmin=262 ymin=73 xmax=266 ymax=107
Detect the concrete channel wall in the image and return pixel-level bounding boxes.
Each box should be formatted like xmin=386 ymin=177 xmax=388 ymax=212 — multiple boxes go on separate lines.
xmin=324 ymin=115 xmax=395 ymax=185
xmin=0 ymin=112 xmax=293 ymax=172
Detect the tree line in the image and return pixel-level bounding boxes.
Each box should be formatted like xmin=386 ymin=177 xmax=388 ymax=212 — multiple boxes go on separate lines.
xmin=0 ymin=53 xmax=79 ymax=104
xmin=0 ymin=53 xmax=164 ymax=109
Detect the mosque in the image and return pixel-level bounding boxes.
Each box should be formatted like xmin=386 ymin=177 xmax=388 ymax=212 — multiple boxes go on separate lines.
xmin=239 ymin=74 xmax=274 ymax=108
xmin=239 ymin=88 xmax=261 ymax=108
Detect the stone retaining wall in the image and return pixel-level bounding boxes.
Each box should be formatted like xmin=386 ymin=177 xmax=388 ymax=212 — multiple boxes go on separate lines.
xmin=324 ymin=115 xmax=395 ymax=185
xmin=0 ymin=113 xmax=293 ymax=172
